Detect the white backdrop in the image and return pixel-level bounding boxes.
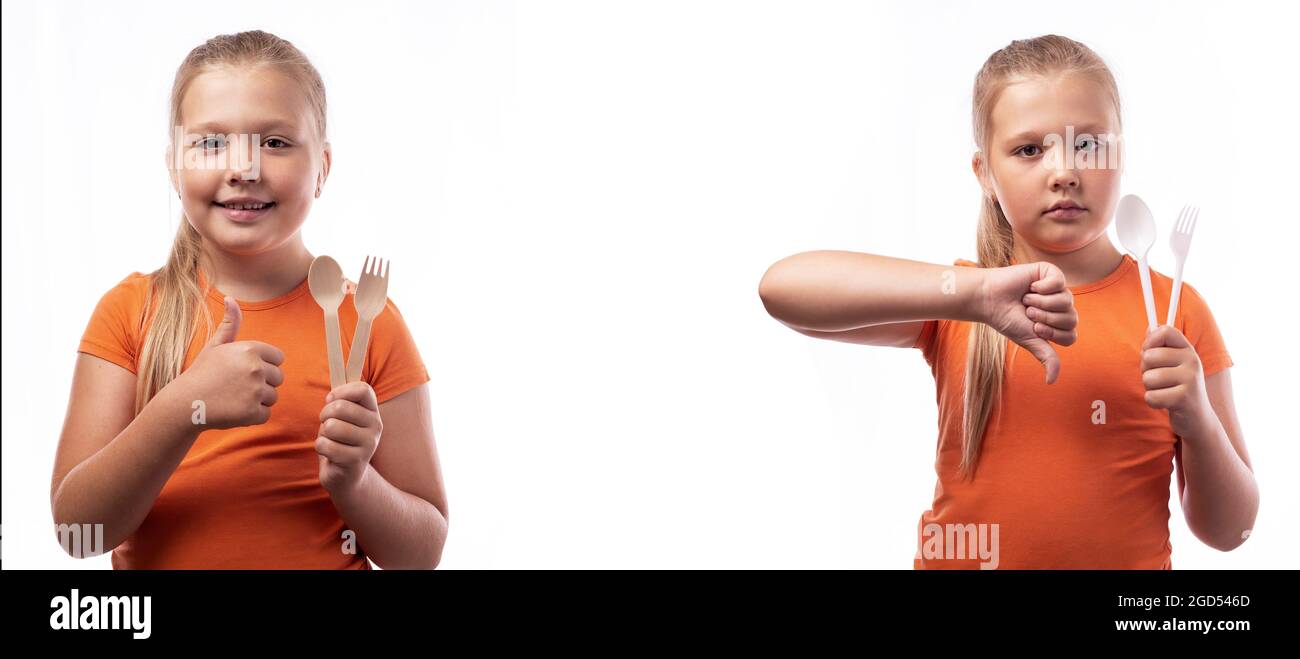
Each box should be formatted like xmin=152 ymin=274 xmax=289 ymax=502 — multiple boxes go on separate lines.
xmin=3 ymin=0 xmax=1296 ymax=569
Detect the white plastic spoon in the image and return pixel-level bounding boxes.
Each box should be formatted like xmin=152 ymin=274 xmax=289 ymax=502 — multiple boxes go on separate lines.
xmin=1115 ymin=194 xmax=1158 ymax=330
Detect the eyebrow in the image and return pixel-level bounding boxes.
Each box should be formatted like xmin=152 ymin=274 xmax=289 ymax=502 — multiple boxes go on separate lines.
xmin=188 ymin=120 xmax=300 ymax=135
xmin=1001 ymin=125 xmax=1114 ymax=145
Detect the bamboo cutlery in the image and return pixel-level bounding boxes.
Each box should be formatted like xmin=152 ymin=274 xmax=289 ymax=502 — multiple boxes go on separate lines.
xmin=309 ymin=255 xmax=390 ymax=389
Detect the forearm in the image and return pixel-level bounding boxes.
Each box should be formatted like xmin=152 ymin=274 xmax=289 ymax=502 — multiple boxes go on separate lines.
xmin=51 ymin=386 xmax=201 ymax=553
xmin=1179 ymin=411 xmax=1259 ymax=552
xmin=330 ymin=465 xmax=448 ymax=569
xmin=759 ymin=251 xmax=987 ymax=331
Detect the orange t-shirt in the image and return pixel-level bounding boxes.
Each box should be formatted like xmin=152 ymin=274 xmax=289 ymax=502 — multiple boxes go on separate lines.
xmin=77 ymin=269 xmax=430 ymax=569
xmin=912 ymin=254 xmax=1232 ymax=569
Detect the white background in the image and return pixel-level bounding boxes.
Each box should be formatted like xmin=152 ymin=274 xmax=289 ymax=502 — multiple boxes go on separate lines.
xmin=4 ymin=0 xmax=1296 ymax=569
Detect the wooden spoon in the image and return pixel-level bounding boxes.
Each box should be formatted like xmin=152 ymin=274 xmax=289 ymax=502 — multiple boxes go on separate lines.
xmin=308 ymin=255 xmax=347 ymax=390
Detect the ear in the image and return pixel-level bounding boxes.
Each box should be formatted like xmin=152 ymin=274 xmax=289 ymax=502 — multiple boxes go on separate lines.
xmin=971 ymin=151 xmax=996 ymax=202
xmin=315 ymin=141 xmax=332 ymax=198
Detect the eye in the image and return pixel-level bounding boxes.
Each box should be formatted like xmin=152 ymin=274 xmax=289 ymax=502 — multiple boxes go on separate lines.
xmin=263 ymin=137 xmax=290 ymax=149
xmin=1076 ymin=137 xmax=1100 ymax=151
xmin=196 ymin=134 xmax=226 ymax=150
xmin=1015 ymin=144 xmax=1041 ymax=157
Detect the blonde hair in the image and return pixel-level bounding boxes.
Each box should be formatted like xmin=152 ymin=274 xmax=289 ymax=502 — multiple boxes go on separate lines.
xmin=136 ymin=30 xmax=327 ymax=415
xmin=961 ymin=35 xmax=1121 ymax=479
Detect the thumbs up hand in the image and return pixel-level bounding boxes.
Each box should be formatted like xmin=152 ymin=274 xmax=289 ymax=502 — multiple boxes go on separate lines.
xmin=208 ymin=294 xmax=244 ymax=347
xmin=172 ymin=296 xmax=287 ymax=429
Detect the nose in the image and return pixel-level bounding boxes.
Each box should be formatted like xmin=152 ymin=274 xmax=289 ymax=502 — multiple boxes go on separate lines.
xmin=1042 ymin=139 xmax=1080 ymax=190
xmin=1047 ymin=161 xmax=1079 ymax=190
xmin=225 ymin=134 xmax=261 ymax=184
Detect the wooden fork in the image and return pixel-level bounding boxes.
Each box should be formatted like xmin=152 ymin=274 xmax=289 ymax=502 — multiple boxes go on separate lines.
xmin=345 ymin=256 xmax=390 ymax=384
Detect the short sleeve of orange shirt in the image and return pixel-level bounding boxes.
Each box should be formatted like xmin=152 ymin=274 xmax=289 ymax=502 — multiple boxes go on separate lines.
xmin=77 ymin=270 xmax=431 ymax=569
xmin=911 ymin=255 xmax=1231 ymax=569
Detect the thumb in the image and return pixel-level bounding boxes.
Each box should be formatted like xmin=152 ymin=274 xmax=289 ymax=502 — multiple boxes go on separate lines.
xmin=207 ymin=296 xmax=242 ymax=347
xmin=1020 ymin=336 xmax=1061 ymax=384
xmin=1028 ymin=261 xmax=1066 ymax=294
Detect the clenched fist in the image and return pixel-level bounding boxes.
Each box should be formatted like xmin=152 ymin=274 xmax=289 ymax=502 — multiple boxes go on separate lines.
xmin=978 ymin=261 xmax=1079 ymax=384
xmin=316 ymin=381 xmax=383 ymax=495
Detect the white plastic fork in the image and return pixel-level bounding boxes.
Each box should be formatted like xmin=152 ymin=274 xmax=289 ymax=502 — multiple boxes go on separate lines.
xmin=1165 ymin=205 xmax=1199 ymax=327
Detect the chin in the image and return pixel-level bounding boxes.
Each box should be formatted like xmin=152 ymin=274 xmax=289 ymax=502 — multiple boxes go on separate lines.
xmin=1033 ymin=234 xmax=1101 ymax=254
xmin=203 ymin=228 xmax=279 ymax=255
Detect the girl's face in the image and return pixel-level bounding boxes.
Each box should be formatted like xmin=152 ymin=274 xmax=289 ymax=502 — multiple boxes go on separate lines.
xmin=169 ymin=66 xmax=330 ymax=256
xmin=974 ymin=73 xmax=1121 ymax=254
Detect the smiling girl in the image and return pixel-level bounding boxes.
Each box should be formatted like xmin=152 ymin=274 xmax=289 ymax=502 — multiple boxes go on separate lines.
xmin=759 ymin=35 xmax=1257 ymax=568
xmin=52 ymin=30 xmax=448 ymax=569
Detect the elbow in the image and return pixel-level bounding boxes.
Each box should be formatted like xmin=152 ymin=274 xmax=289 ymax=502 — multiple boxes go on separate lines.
xmin=402 ymin=513 xmax=447 ymax=570
xmin=758 ymin=258 xmax=795 ymax=322
xmin=50 ymin=485 xmax=120 ymax=559
xmin=51 ymin=517 xmax=113 ymax=560
xmin=1189 ymin=509 xmax=1258 ymax=554
xmin=1214 ymin=493 xmax=1260 ymax=553
xmin=757 ymin=263 xmax=778 ymax=314
xmin=1205 ymin=531 xmax=1250 ymax=553
xmin=428 ymin=514 xmax=448 ymax=569
xmin=49 ymin=491 xmax=82 ymax=558
xmin=1212 ymin=518 xmax=1259 ymax=553
xmin=400 ymin=537 xmax=446 ymax=571
xmin=760 ymin=251 xmax=835 ymax=327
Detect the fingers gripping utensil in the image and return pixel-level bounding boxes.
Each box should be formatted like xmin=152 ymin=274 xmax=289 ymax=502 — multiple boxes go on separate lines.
xmin=1115 ymin=194 xmax=1159 ymax=330
xmin=308 ymin=255 xmax=348 ymax=390
xmin=345 ymin=256 xmax=390 ymax=384
xmin=1165 ymin=205 xmax=1199 ymax=327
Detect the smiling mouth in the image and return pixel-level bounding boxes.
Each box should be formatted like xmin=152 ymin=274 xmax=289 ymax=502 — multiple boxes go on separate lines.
xmin=213 ymin=201 xmax=276 ymax=210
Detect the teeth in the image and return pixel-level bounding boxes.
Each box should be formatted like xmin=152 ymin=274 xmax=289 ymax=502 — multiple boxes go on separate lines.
xmin=223 ymin=202 xmax=269 ymax=210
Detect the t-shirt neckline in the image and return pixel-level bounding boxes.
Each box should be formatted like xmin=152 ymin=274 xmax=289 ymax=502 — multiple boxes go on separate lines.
xmin=198 ymin=269 xmax=313 ymax=310
xmin=1007 ymin=253 xmax=1134 ymax=295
